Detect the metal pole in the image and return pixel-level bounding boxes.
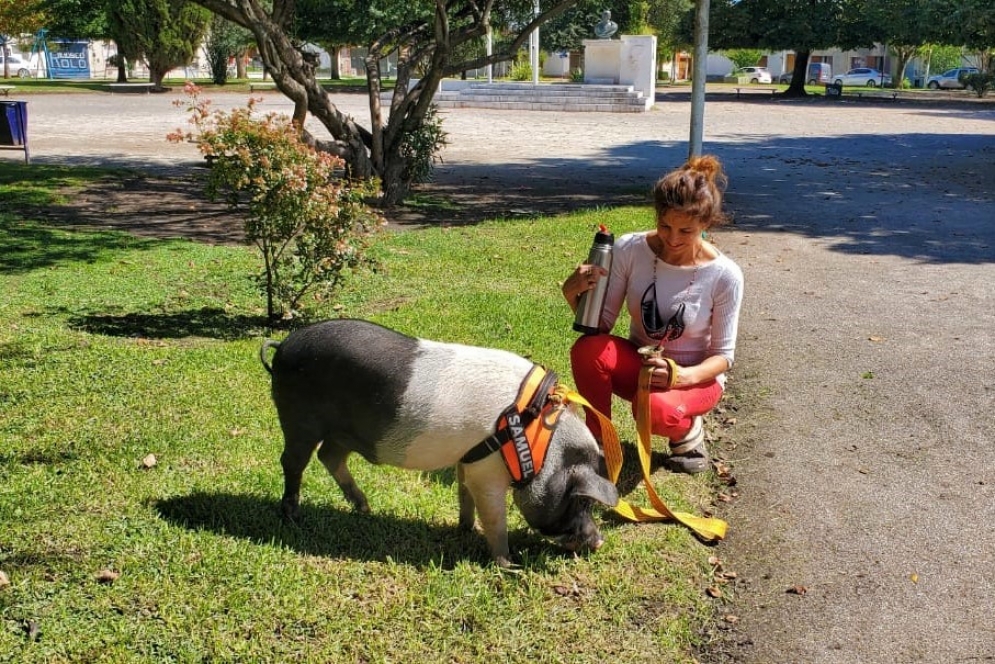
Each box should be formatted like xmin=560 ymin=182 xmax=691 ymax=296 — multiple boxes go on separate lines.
xmin=689 ymin=0 xmax=710 ymax=159
xmin=531 ymin=0 xmax=540 ymax=85
xmin=487 ymin=27 xmax=493 ymax=83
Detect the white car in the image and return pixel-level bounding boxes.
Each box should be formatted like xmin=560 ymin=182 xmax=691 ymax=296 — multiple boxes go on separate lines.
xmin=926 ymin=67 xmax=980 ymax=90
xmin=0 ymin=53 xmax=31 ymax=78
xmin=833 ymin=68 xmax=892 ymax=87
xmin=734 ymin=66 xmax=772 ymax=84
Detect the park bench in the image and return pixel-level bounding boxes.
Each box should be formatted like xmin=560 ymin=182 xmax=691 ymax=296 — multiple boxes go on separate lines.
xmin=0 ymin=86 xmax=15 ymax=97
xmin=248 ymin=82 xmax=277 ymax=92
xmin=734 ymin=87 xmax=777 ymax=99
xmin=105 ymin=82 xmax=156 ymax=93
xmin=848 ymin=89 xmax=900 ymax=101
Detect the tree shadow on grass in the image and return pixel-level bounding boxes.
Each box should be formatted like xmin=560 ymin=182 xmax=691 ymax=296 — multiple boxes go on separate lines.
xmin=0 ymin=219 xmax=160 ymax=275
xmin=67 ymin=307 xmax=269 ymax=340
xmin=154 ymin=491 xmax=566 ymax=571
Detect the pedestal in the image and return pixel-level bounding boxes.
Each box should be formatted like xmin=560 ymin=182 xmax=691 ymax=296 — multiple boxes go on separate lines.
xmin=582 ymin=35 xmax=657 ymax=101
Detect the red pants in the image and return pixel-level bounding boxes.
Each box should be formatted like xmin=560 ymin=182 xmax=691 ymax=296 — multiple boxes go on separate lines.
xmin=569 ymin=334 xmax=724 ymax=441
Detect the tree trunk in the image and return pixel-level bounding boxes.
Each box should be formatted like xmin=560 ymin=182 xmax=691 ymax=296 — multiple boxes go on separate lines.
xmin=236 ymin=51 xmax=248 ymax=79
xmin=329 ymin=46 xmax=340 ymax=80
xmin=117 ymin=60 xmax=128 ymax=83
xmin=783 ymin=50 xmax=811 ymax=97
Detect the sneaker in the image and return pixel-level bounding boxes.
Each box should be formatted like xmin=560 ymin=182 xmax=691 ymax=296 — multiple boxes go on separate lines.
xmin=667 ymin=416 xmax=709 ymax=474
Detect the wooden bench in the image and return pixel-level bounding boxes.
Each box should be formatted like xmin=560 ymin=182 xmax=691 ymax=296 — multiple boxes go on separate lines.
xmin=0 ymin=86 xmax=15 ymax=97
xmin=734 ymin=87 xmax=777 ymax=99
xmin=248 ymin=82 xmax=277 ymax=92
xmin=105 ymin=82 xmax=155 ymax=93
xmin=850 ymin=89 xmax=899 ymax=101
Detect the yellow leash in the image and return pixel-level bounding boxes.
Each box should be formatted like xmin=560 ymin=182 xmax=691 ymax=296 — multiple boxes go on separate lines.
xmin=555 ymin=367 xmax=728 ymax=543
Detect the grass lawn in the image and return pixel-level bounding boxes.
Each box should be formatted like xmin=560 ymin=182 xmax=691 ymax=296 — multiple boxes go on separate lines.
xmin=0 ymin=163 xmax=728 ymax=663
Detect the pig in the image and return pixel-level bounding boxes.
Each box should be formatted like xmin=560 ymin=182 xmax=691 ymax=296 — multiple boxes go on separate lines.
xmin=259 ymin=318 xmax=619 ymax=567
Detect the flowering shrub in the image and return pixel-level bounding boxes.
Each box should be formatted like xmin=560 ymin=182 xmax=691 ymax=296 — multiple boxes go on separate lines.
xmin=169 ymin=83 xmax=385 ymax=323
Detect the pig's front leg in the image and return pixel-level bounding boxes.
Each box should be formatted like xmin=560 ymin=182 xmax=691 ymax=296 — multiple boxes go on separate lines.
xmin=460 ymin=459 xmax=514 ymax=567
xmin=457 ymin=464 xmax=475 ymax=532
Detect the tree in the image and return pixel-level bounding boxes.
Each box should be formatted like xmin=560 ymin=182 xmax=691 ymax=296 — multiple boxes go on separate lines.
xmin=0 ymin=0 xmax=46 ymax=79
xmin=107 ymin=0 xmax=211 ymax=90
xmin=724 ymin=48 xmax=763 ymax=69
xmin=646 ymin=0 xmax=693 ymax=73
xmin=706 ymin=0 xmax=879 ymax=96
xmin=169 ymin=84 xmax=384 ymax=323
xmin=38 ymin=0 xmax=108 ymax=39
xmin=190 ymin=0 xmax=583 ymax=207
xmin=204 ymin=13 xmax=253 ymax=84
xmin=931 ymin=0 xmax=995 ymax=71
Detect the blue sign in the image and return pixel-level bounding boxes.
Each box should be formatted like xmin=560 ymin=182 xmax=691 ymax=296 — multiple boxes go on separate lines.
xmin=46 ymin=41 xmax=90 ymax=79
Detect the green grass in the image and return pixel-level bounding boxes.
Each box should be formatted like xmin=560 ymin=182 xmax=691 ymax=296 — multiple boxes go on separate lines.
xmin=0 ymin=165 xmax=724 ymax=663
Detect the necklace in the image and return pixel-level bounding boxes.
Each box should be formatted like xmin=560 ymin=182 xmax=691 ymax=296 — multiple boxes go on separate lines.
xmin=642 ymin=251 xmax=700 ymax=343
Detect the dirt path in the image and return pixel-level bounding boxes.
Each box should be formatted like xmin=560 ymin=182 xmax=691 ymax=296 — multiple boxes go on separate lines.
xmin=11 ymin=88 xmax=995 ymax=662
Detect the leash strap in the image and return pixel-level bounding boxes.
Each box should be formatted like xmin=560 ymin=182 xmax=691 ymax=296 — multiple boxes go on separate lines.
xmin=561 ymin=371 xmax=727 ymax=543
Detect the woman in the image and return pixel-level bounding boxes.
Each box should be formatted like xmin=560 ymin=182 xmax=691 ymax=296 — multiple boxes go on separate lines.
xmin=562 ymin=155 xmax=744 ymax=474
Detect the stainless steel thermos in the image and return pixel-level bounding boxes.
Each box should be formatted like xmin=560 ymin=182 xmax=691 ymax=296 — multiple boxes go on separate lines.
xmin=573 ymin=225 xmax=614 ymax=334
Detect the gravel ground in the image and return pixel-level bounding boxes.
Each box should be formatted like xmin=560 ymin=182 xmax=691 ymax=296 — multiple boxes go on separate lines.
xmin=10 ymin=87 xmax=995 ymax=663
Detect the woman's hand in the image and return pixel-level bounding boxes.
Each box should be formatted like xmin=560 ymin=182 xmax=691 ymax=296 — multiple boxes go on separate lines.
xmin=642 ymin=354 xmax=731 ymax=390
xmin=642 ymin=355 xmax=681 ymax=389
xmin=562 ymin=263 xmax=608 ymax=312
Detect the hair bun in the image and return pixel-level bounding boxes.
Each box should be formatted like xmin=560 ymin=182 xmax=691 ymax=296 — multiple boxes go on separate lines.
xmin=685 ymin=155 xmax=727 ymax=191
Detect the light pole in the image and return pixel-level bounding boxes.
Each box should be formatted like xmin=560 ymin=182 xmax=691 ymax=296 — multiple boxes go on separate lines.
xmin=530 ymin=0 xmax=540 ymax=85
xmin=689 ymin=0 xmax=710 ymax=159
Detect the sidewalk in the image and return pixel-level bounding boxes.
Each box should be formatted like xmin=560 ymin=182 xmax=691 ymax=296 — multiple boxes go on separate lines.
xmin=14 ymin=89 xmax=995 ymax=662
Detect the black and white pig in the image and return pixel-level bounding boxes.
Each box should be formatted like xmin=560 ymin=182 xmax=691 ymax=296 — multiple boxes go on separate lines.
xmin=259 ymin=318 xmax=619 ymax=567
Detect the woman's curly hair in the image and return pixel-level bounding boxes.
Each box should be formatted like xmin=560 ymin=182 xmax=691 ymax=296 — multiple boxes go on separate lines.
xmin=652 ymin=155 xmax=729 ymax=227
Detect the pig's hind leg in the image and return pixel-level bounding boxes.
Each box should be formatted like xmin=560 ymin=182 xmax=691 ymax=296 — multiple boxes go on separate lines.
xmin=316 ymin=440 xmax=370 ymax=513
xmin=278 ymin=420 xmax=322 ymax=521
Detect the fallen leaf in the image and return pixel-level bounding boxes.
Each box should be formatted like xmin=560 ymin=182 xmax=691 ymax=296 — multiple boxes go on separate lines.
xmin=0 ymin=570 xmax=9 ymax=588
xmin=723 ymin=614 xmax=740 ymax=624
xmin=141 ymin=454 xmax=157 ymax=469
xmin=96 ymin=569 xmax=120 ymax=584
xmin=868 ymin=336 xmax=885 ymax=342
xmin=786 ymin=585 xmax=807 ymax=595
xmin=910 ymin=573 xmax=919 ymax=584
xmin=706 ymin=586 xmax=723 ymax=598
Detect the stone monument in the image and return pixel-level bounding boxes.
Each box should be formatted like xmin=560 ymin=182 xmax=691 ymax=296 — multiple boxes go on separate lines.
xmin=594 ymin=10 xmax=618 ymax=39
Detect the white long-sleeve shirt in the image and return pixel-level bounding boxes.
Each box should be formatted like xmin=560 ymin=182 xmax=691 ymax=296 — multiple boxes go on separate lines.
xmin=599 ymin=231 xmax=744 ymax=386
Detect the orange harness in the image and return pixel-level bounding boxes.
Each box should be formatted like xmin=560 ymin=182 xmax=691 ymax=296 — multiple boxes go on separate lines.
xmin=460 ymin=366 xmax=563 ymax=485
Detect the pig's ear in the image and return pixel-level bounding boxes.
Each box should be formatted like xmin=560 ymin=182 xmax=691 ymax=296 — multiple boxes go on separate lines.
xmin=575 ymin=469 xmax=619 ymax=507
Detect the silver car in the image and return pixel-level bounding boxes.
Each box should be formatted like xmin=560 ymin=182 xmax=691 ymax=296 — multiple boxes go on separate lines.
xmin=0 ymin=53 xmax=31 ymax=79
xmin=833 ymin=68 xmax=892 ymax=87
xmin=926 ymin=68 xmax=980 ymax=90
xmin=734 ymin=66 xmax=772 ymax=84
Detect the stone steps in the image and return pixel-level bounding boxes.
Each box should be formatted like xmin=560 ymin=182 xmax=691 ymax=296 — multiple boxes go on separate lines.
xmin=430 ymin=82 xmax=652 ymax=113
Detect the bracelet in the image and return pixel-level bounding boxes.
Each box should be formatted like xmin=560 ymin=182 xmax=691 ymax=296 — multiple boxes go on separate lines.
xmin=664 ymin=358 xmax=679 ymax=389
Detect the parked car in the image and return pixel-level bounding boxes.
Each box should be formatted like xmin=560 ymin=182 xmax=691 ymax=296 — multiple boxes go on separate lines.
xmin=806 ymin=62 xmax=832 ymax=84
xmin=734 ymin=66 xmax=772 ymax=84
xmin=0 ymin=53 xmax=31 ymax=79
xmin=833 ymin=68 xmax=892 ymax=87
xmin=925 ymin=67 xmax=980 ymax=90
xmin=777 ymin=63 xmax=832 ymax=85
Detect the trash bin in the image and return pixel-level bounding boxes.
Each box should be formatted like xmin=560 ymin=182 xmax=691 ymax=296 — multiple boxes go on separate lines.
xmin=824 ymin=82 xmax=843 ymax=99
xmin=0 ymin=100 xmax=29 ymax=163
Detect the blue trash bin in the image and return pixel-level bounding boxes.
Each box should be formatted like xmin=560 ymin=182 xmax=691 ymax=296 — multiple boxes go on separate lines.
xmin=0 ymin=100 xmax=29 ymax=163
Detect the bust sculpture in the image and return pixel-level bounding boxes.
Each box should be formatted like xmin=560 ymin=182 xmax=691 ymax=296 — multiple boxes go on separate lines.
xmin=594 ymin=10 xmax=618 ymax=39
